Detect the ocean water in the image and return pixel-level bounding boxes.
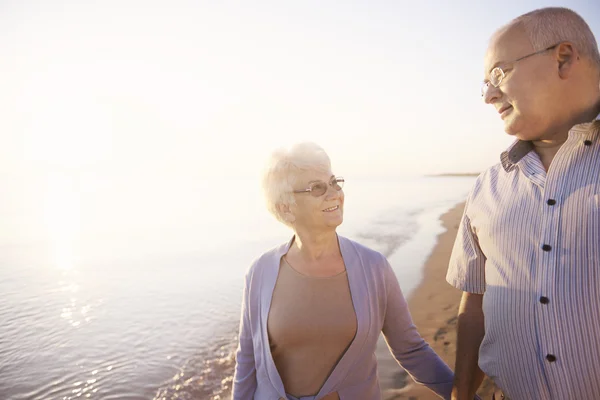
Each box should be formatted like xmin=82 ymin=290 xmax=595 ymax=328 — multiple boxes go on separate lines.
xmin=0 ymin=176 xmax=475 ymax=400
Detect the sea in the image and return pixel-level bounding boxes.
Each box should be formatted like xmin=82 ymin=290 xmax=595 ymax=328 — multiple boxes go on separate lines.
xmin=0 ymin=176 xmax=476 ymax=400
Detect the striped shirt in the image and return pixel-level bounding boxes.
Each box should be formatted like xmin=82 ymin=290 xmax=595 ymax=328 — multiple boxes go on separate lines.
xmin=447 ymin=114 xmax=600 ymax=400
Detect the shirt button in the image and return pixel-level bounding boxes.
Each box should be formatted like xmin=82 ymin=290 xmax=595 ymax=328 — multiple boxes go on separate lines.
xmin=546 ymin=354 xmax=557 ymax=362
xmin=542 ymin=244 xmax=552 ymax=252
xmin=546 ymin=199 xmax=556 ymax=206
xmin=540 ymin=296 xmax=550 ymax=304
xmin=584 ymin=140 xmax=592 ymax=146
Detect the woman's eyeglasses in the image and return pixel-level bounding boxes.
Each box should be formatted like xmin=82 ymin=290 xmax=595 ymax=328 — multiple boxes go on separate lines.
xmin=293 ymin=176 xmax=344 ymax=197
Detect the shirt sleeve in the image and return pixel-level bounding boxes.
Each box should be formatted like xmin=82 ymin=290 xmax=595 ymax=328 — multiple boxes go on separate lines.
xmin=381 ymin=259 xmax=454 ymax=400
xmin=231 ymin=270 xmax=257 ymax=399
xmin=446 ymin=198 xmax=487 ymax=294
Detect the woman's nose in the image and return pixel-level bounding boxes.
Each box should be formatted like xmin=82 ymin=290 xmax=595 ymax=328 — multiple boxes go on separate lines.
xmin=324 ymin=185 xmax=341 ymax=200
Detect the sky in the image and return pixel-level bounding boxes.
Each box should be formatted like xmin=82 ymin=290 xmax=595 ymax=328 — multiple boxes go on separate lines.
xmin=1 ymin=0 xmax=599 ymax=244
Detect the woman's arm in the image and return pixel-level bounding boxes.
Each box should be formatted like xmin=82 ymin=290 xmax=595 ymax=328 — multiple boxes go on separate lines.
xmin=231 ymin=272 xmax=257 ymax=399
xmin=381 ymin=260 xmax=454 ymax=400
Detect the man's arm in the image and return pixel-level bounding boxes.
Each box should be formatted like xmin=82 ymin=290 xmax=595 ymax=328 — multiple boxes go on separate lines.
xmin=451 ymin=292 xmax=485 ymax=400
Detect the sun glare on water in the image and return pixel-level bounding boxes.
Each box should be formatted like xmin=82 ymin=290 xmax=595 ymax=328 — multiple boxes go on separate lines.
xmin=44 ymin=173 xmax=81 ymax=270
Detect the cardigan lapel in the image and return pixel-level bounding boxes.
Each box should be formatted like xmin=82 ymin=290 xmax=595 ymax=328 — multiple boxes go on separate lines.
xmin=314 ymin=236 xmax=370 ymax=398
xmin=260 ymin=238 xmax=293 ymax=398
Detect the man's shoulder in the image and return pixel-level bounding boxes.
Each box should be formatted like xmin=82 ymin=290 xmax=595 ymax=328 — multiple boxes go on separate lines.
xmin=469 ymin=162 xmax=511 ymax=198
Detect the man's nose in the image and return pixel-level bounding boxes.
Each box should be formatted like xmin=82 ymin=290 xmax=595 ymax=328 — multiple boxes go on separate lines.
xmin=483 ymin=83 xmax=502 ymax=104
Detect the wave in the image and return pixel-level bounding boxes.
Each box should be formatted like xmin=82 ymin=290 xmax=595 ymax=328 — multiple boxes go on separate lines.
xmin=154 ymin=339 xmax=237 ymax=400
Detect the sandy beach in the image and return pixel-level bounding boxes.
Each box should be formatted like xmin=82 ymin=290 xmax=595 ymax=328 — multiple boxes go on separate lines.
xmin=379 ymin=202 xmax=493 ymax=400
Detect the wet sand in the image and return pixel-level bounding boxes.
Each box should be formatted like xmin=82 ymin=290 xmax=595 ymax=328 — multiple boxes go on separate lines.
xmin=379 ymin=202 xmax=494 ymax=400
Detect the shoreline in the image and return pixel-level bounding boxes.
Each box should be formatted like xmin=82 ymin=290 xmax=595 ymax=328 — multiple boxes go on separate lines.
xmin=380 ymin=202 xmax=493 ymax=399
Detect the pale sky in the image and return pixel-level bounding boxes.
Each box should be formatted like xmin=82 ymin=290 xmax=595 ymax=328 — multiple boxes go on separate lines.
xmin=1 ymin=0 xmax=599 ymax=245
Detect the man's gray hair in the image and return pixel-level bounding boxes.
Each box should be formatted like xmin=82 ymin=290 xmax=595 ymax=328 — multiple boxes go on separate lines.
xmin=498 ymin=7 xmax=600 ymax=68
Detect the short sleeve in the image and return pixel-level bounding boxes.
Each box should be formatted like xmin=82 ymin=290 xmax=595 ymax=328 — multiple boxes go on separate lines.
xmin=446 ymin=197 xmax=487 ymax=294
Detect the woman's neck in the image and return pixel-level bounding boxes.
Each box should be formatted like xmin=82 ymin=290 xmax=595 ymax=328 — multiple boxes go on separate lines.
xmin=290 ymin=229 xmax=339 ymax=261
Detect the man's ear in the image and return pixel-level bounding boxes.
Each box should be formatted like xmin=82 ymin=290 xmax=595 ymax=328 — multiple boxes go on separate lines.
xmin=555 ymin=42 xmax=579 ymax=79
xmin=278 ymin=203 xmax=295 ymax=224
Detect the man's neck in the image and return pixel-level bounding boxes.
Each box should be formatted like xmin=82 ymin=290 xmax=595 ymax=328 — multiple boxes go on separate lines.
xmin=532 ymin=100 xmax=600 ymax=171
xmin=532 ymin=139 xmax=566 ymax=172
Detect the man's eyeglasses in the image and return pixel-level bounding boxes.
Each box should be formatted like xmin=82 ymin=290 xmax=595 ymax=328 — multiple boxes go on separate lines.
xmin=293 ymin=176 xmax=344 ymax=197
xmin=481 ymin=43 xmax=560 ymax=97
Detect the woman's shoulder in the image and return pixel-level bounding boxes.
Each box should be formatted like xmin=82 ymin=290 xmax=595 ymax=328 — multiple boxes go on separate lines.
xmin=245 ymin=240 xmax=290 ymax=278
xmin=339 ymin=235 xmax=388 ymax=267
xmin=340 ymin=236 xmax=394 ymax=292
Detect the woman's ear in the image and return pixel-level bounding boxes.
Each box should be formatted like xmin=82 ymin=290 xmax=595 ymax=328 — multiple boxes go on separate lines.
xmin=278 ymin=203 xmax=296 ymax=224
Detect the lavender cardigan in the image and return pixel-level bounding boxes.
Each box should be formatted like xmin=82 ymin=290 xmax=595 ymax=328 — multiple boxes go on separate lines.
xmin=232 ymin=235 xmax=454 ymax=400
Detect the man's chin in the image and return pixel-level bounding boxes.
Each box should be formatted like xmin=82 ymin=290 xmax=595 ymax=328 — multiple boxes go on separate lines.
xmin=504 ymin=124 xmax=519 ymax=138
xmin=504 ymin=119 xmax=529 ymax=140
xmin=509 ymin=130 xmax=541 ymax=142
xmin=504 ymin=116 xmax=543 ymax=141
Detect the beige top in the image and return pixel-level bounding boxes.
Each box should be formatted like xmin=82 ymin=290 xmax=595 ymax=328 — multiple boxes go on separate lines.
xmin=267 ymin=257 xmax=357 ymax=398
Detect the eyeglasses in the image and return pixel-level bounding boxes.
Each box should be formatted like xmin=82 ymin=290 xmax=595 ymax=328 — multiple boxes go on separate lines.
xmin=293 ymin=176 xmax=344 ymax=197
xmin=481 ymin=43 xmax=559 ymax=97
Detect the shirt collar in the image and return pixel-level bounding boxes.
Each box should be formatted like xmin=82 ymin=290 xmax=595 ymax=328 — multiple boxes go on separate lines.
xmin=500 ymin=140 xmax=534 ymax=172
xmin=500 ymin=112 xmax=600 ymax=172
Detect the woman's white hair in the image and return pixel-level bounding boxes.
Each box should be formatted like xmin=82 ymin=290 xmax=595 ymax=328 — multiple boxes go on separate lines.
xmin=262 ymin=142 xmax=331 ymax=225
xmin=497 ymin=7 xmax=600 ymax=69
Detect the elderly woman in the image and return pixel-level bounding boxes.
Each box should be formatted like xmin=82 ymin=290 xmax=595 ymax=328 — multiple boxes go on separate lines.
xmin=232 ymin=142 xmax=454 ymax=400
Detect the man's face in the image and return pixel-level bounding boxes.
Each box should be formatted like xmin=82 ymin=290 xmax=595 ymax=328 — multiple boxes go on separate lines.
xmin=483 ymin=26 xmax=562 ymax=141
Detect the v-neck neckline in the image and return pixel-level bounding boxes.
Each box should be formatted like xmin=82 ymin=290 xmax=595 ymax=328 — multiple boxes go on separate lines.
xmin=260 ymin=235 xmax=370 ymax=399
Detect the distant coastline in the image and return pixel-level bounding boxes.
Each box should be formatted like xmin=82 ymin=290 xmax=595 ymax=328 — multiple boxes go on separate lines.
xmin=425 ymin=173 xmax=480 ymax=177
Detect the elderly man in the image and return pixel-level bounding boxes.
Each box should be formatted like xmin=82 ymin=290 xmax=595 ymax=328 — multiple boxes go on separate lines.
xmin=446 ymin=7 xmax=600 ymax=400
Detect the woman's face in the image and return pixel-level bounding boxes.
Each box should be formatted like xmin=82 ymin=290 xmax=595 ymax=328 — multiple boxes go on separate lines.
xmin=287 ymin=168 xmax=344 ymax=233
